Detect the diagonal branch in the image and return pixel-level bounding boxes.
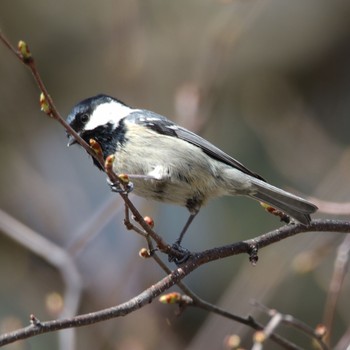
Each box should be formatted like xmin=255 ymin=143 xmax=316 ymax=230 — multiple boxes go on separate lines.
xmin=0 ymin=31 xmax=174 ymax=254
xmin=0 ymin=219 xmax=349 ymax=347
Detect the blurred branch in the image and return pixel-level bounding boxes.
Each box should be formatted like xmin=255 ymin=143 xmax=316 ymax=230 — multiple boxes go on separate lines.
xmin=0 ymin=268 xmax=185 ymax=346
xmin=175 ymin=290 xmax=302 ymax=350
xmin=174 ymin=1 xmax=270 ymax=134
xmin=66 ymin=196 xmax=123 ymax=256
xmin=0 ymin=209 xmax=82 ymax=350
xmin=334 ymin=326 xmax=350 ymax=350
xmin=251 ymin=301 xmax=328 ymax=350
xmin=323 ymin=235 xmax=350 ymax=345
xmin=307 ymin=196 xmax=350 ymax=215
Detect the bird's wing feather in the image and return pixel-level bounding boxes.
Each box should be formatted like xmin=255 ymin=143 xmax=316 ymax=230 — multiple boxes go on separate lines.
xmin=127 ymin=110 xmax=265 ymax=181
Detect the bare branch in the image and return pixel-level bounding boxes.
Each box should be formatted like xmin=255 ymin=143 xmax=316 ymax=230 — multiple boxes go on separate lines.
xmin=192 ymin=219 xmax=350 ymax=265
xmin=0 ymin=31 xmax=175 ymax=256
xmin=0 ymin=219 xmax=349 ymax=347
xmin=0 ymin=264 xmax=188 ymax=346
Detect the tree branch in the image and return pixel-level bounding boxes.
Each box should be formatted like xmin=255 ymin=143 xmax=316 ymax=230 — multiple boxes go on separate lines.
xmin=0 ymin=219 xmax=349 ymax=347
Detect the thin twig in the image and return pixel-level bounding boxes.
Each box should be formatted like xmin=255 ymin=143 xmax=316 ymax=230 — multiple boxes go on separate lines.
xmin=143 ymin=244 xmax=302 ymax=349
xmin=185 ymin=292 xmax=301 ymax=350
xmin=252 ymin=301 xmax=329 ymax=350
xmin=66 ymin=196 xmax=123 ymax=256
xmin=0 ymin=31 xmax=174 ymax=255
xmin=0 ymin=209 xmax=82 ymax=350
xmin=323 ymin=235 xmax=350 ymax=345
xmin=252 ymin=312 xmax=284 ymax=350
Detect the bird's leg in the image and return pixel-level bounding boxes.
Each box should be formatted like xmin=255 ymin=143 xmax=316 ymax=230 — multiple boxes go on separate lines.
xmin=169 ymin=211 xmax=198 ymax=264
xmin=175 ymin=211 xmax=198 ymax=246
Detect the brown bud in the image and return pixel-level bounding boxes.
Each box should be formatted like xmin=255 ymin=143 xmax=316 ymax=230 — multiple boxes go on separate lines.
xmin=253 ymin=330 xmax=266 ymax=343
xmin=89 ymin=139 xmax=103 ymax=156
xmin=39 ymin=92 xmax=52 ymax=115
xmin=159 ymin=292 xmax=182 ymax=304
xmin=223 ymin=334 xmax=241 ymax=349
xmin=260 ymin=202 xmax=290 ymax=223
xmin=315 ymin=324 xmax=327 ymax=338
xmin=18 ymin=40 xmax=32 ymax=63
xmin=143 ymin=216 xmax=154 ymax=228
xmin=104 ymin=155 xmax=115 ymax=172
xmin=139 ymin=248 xmax=151 ymax=258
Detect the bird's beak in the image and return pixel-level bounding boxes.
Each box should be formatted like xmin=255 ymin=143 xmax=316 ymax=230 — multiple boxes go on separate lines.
xmin=67 ymin=134 xmax=78 ymax=147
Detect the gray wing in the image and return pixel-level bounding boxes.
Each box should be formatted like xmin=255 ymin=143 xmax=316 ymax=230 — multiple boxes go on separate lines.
xmin=127 ymin=110 xmax=265 ymax=181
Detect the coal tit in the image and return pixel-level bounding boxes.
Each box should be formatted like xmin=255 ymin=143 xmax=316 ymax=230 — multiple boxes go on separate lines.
xmin=66 ymin=94 xmax=317 ymax=244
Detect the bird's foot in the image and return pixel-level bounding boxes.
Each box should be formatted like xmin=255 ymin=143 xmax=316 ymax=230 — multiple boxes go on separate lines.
xmin=108 ymin=178 xmax=134 ymax=194
xmin=168 ymin=242 xmax=191 ymax=265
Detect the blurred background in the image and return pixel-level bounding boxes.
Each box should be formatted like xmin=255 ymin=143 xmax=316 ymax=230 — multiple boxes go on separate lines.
xmin=1 ymin=1 xmax=350 ymax=349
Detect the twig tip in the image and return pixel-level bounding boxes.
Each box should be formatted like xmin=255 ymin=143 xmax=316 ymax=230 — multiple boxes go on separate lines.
xmin=18 ymin=40 xmax=32 ymax=63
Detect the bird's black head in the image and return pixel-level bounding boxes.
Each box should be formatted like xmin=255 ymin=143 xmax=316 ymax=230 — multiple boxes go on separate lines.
xmin=66 ymin=94 xmax=132 ymax=169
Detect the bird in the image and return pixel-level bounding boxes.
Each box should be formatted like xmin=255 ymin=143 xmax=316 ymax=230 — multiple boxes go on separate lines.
xmin=66 ymin=94 xmax=318 ymax=248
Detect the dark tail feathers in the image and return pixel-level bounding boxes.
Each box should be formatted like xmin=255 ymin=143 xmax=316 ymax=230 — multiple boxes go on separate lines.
xmin=249 ymin=179 xmax=318 ymax=225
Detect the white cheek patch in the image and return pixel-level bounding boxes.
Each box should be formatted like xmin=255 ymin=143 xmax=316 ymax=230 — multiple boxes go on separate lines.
xmin=84 ymin=101 xmax=134 ymax=131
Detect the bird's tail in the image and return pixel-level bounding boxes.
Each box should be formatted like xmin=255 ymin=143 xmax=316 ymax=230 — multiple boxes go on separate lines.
xmin=248 ymin=178 xmax=317 ymax=225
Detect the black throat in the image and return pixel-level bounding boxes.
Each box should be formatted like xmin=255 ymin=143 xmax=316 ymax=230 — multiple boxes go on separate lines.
xmin=82 ymin=120 xmax=127 ymax=170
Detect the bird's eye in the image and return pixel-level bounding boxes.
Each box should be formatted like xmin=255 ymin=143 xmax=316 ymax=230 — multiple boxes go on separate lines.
xmin=80 ymin=113 xmax=89 ymax=124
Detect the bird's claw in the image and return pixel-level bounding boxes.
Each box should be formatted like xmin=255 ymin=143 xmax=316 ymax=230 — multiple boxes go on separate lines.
xmin=108 ymin=179 xmax=134 ymax=194
xmin=168 ymin=242 xmax=191 ymax=265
